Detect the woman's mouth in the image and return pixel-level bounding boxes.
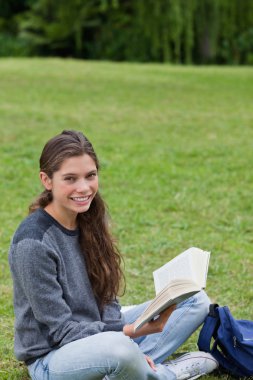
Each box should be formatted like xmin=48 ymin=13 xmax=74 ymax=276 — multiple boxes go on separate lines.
xmin=71 ymin=196 xmax=91 ymax=202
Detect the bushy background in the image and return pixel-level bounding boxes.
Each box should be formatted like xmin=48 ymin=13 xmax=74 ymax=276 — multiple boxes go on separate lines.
xmin=0 ymin=0 xmax=253 ymax=64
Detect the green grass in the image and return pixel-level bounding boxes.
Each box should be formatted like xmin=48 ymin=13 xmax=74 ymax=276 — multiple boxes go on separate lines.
xmin=0 ymin=58 xmax=253 ymax=379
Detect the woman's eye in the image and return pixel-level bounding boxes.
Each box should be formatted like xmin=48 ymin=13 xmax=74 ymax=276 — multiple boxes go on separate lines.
xmin=88 ymin=172 xmax=97 ymax=178
xmin=65 ymin=177 xmax=75 ymax=182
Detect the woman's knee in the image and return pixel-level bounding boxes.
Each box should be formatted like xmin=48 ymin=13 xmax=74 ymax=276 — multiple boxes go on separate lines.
xmin=107 ymin=332 xmax=143 ymax=365
xmin=176 ymin=290 xmax=210 ymax=324
xmin=196 ymin=290 xmax=210 ymax=314
xmin=188 ymin=290 xmax=210 ymax=325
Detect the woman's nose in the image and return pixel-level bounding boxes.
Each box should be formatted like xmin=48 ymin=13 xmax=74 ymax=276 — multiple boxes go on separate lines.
xmin=76 ymin=178 xmax=89 ymax=192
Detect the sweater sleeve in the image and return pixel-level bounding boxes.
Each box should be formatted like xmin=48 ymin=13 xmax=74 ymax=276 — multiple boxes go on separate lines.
xmin=12 ymin=239 xmax=124 ymax=348
xmin=101 ymin=299 xmax=126 ymax=330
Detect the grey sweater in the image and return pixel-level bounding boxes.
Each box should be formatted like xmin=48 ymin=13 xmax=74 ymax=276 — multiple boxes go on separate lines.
xmin=9 ymin=208 xmax=125 ymax=363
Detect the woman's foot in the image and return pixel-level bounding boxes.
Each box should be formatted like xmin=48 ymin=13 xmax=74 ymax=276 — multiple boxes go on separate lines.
xmin=164 ymin=352 xmax=218 ymax=380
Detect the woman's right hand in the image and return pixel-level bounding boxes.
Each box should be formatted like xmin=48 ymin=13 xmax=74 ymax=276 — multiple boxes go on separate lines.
xmin=123 ymin=304 xmax=176 ymax=338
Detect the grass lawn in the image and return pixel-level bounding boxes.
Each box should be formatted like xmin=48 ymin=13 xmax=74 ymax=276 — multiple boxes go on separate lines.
xmin=0 ymin=58 xmax=252 ymax=379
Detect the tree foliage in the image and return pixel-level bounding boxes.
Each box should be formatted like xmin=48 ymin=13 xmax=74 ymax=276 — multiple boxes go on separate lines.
xmin=0 ymin=0 xmax=252 ymax=64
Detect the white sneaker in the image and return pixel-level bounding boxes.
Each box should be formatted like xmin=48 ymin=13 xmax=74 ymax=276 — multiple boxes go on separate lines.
xmin=164 ymin=352 xmax=218 ymax=380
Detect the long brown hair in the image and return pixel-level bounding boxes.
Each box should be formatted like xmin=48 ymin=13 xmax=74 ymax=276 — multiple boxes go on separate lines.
xmin=29 ymin=130 xmax=125 ymax=307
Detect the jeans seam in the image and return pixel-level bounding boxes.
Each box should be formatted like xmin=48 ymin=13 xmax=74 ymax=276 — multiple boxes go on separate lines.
xmin=29 ymin=359 xmax=46 ymax=380
xmin=49 ymin=365 xmax=130 ymax=380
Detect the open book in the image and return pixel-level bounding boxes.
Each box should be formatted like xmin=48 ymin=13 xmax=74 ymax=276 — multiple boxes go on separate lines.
xmin=134 ymin=247 xmax=210 ymax=331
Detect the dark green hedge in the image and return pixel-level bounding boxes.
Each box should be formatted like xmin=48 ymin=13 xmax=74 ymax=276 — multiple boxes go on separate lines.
xmin=0 ymin=0 xmax=252 ymax=64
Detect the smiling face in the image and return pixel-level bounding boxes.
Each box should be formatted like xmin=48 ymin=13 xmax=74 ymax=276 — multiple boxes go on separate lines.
xmin=40 ymin=154 xmax=99 ymax=229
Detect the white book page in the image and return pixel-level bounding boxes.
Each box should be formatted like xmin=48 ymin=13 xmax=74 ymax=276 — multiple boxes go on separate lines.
xmin=153 ymin=247 xmax=210 ymax=294
xmin=153 ymin=249 xmax=193 ymax=294
xmin=191 ymin=250 xmax=210 ymax=288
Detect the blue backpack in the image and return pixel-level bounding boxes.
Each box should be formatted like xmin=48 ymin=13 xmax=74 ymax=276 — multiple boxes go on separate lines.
xmin=198 ymin=304 xmax=253 ymax=378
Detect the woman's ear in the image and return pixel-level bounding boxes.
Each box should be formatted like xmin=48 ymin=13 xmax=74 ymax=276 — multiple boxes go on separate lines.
xmin=40 ymin=172 xmax=52 ymax=191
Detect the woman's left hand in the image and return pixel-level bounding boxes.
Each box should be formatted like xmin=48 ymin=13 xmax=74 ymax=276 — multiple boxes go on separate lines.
xmin=145 ymin=355 xmax=156 ymax=371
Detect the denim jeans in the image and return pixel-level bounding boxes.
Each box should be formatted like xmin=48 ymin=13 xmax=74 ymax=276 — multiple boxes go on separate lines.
xmin=28 ymin=290 xmax=210 ymax=380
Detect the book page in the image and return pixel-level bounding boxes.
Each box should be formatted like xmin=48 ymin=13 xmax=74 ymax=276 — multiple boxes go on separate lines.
xmin=153 ymin=249 xmax=193 ymax=294
xmin=191 ymin=249 xmax=210 ymax=288
xmin=153 ymin=247 xmax=210 ymax=294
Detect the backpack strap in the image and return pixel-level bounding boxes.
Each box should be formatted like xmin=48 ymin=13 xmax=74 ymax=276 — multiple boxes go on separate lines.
xmin=198 ymin=304 xmax=220 ymax=352
xmin=209 ymin=303 xmax=219 ymax=317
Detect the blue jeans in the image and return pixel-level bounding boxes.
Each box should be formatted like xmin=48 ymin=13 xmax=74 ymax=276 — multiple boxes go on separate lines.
xmin=28 ymin=291 xmax=210 ymax=380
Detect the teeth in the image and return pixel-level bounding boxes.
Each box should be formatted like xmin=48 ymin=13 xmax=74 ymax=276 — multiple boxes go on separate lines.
xmin=72 ymin=196 xmax=90 ymax=201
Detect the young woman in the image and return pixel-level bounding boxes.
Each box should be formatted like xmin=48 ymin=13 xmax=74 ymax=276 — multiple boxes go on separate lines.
xmin=9 ymin=130 xmax=218 ymax=380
